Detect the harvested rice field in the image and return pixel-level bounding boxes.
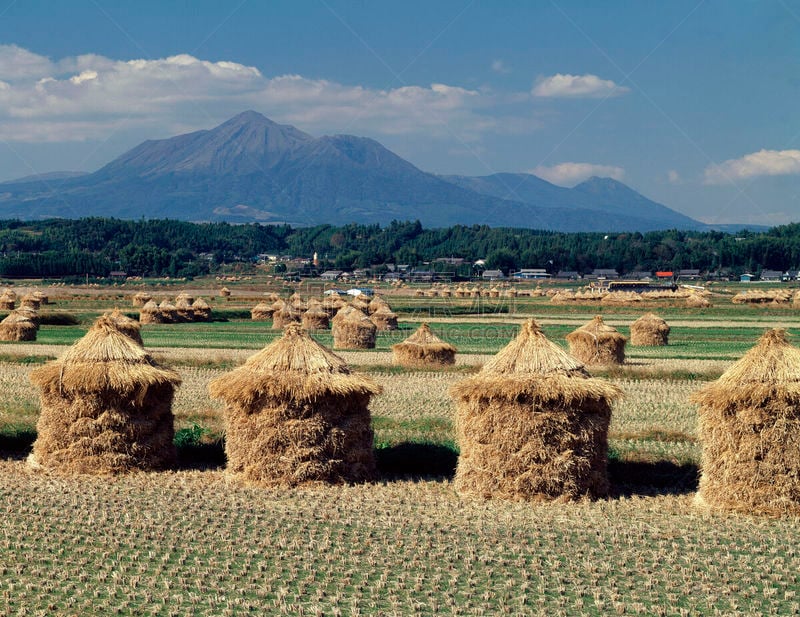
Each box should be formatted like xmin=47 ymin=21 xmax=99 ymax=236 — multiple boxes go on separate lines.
xmin=1 ymin=281 xmax=800 ymax=615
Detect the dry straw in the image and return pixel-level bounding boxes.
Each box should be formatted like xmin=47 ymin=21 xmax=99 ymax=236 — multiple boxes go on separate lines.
xmin=16 ymin=306 xmax=40 ymax=327
xmin=451 ymin=319 xmax=621 ymax=501
xmin=370 ymin=306 xmax=398 ymax=331
xmin=321 ymin=293 xmax=346 ymax=318
xmin=32 ymin=290 xmax=48 ymax=305
xmin=191 ymin=298 xmax=211 ymax=322
xmin=630 ymin=313 xmax=670 ymax=346
xmin=251 ymin=301 xmax=274 ymax=321
xmin=0 ymin=311 xmax=37 ymax=341
xmin=139 ymin=299 xmax=165 ymax=324
xmin=20 ymin=294 xmax=40 ymax=310
xmin=175 ymin=291 xmax=194 ymax=305
xmin=392 ymin=323 xmax=456 ymax=368
xmin=158 ymin=300 xmax=178 ymax=323
xmin=368 ymin=295 xmax=390 ymax=314
xmin=691 ymin=329 xmax=800 ymax=516
xmin=175 ymin=297 xmax=194 ymax=322
xmin=566 ymin=315 xmax=626 ymax=366
xmin=131 ymin=291 xmax=152 ymax=307
xmin=29 ymin=314 xmax=181 ymax=474
xmin=302 ymin=305 xmax=330 ymax=330
xmin=220 ymin=287 xmax=231 ymax=298
xmin=351 ymin=295 xmax=371 ymax=312
xmin=332 ymin=306 xmax=377 ymax=349
xmin=0 ymin=289 xmax=15 ymax=310
xmin=208 ymin=323 xmax=380 ymax=486
xmin=104 ymin=308 xmax=143 ymax=345
xmin=686 ymin=293 xmax=712 ymax=308
xmin=272 ymin=303 xmax=302 ymax=330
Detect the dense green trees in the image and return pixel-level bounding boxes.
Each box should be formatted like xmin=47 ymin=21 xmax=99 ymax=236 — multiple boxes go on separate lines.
xmin=0 ymin=217 xmax=797 ymax=279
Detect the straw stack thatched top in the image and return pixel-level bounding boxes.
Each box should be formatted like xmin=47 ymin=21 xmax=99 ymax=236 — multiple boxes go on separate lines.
xmin=0 ymin=311 xmax=34 ymax=326
xmin=104 ymin=308 xmax=143 ymax=345
xmin=631 ymin=312 xmax=669 ymax=331
xmin=575 ymin=315 xmax=623 ymax=337
xmin=452 ymin=319 xmax=622 ymax=403
xmin=192 ymin=298 xmax=210 ymax=311
xmin=692 ymin=329 xmax=800 ymax=409
xmin=30 ymin=314 xmax=180 ymax=395
xmin=1 ymin=288 xmax=16 ymax=300
xmin=209 ymin=323 xmax=380 ymax=405
xmin=400 ymin=323 xmax=453 ymax=349
xmin=251 ymin=301 xmax=272 ymax=313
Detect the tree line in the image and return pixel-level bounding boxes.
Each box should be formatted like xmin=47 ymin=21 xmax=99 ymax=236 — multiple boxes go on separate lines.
xmin=0 ymin=218 xmax=798 ymax=279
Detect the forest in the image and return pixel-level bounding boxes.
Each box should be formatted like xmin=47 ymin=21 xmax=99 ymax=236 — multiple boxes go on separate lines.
xmin=0 ymin=218 xmax=798 ymax=279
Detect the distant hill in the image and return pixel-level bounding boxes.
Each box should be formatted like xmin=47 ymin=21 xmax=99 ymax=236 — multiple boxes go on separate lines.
xmin=1 ymin=171 xmax=88 ymax=184
xmin=440 ymin=173 xmax=701 ymax=230
xmin=0 ymin=110 xmax=709 ymax=231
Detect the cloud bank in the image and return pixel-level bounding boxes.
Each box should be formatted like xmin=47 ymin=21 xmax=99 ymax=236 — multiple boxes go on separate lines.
xmin=0 ymin=45 xmax=511 ymax=143
xmin=531 ymin=162 xmax=625 ymax=186
xmin=704 ymin=149 xmax=800 ymax=184
xmin=532 ymin=73 xmax=628 ymax=98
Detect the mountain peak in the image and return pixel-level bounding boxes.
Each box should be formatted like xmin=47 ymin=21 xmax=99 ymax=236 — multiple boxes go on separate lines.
xmin=574 ymin=176 xmax=627 ymax=192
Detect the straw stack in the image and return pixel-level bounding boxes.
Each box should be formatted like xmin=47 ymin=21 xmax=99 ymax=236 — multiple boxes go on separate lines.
xmin=272 ymin=304 xmax=302 ymax=330
xmin=392 ymin=323 xmax=456 ymax=368
xmin=368 ymin=295 xmax=390 ymax=314
xmin=220 ymin=287 xmax=231 ymax=298
xmin=302 ymin=305 xmax=330 ymax=330
xmin=132 ymin=291 xmax=152 ymax=307
xmin=104 ymin=309 xmax=143 ymax=345
xmin=0 ymin=288 xmax=15 ymax=310
xmin=321 ymin=293 xmax=346 ymax=318
xmin=158 ymin=300 xmax=178 ymax=324
xmin=139 ymin=300 xmax=165 ymax=324
xmin=332 ymin=307 xmax=376 ymax=349
xmin=0 ymin=311 xmax=37 ymax=341
xmin=20 ymin=294 xmax=40 ymax=310
xmin=630 ymin=313 xmax=670 ymax=346
xmin=451 ymin=319 xmax=621 ymax=501
xmin=691 ymin=329 xmax=800 ymax=516
xmin=370 ymin=306 xmax=398 ymax=331
xmin=351 ymin=295 xmax=371 ymax=312
xmin=175 ymin=297 xmax=195 ymax=322
xmin=251 ymin=301 xmax=274 ymax=322
xmin=208 ymin=324 xmax=380 ymax=486
xmin=566 ymin=315 xmax=626 ymax=366
xmin=29 ymin=314 xmax=180 ymax=474
xmin=686 ymin=293 xmax=711 ymax=308
xmin=192 ymin=298 xmax=212 ymax=322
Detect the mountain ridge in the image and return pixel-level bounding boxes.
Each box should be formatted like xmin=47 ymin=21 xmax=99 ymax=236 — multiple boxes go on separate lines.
xmin=0 ymin=110 xmax=708 ymax=231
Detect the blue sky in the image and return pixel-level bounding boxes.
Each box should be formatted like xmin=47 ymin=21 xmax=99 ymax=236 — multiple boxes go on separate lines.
xmin=0 ymin=0 xmax=797 ymax=226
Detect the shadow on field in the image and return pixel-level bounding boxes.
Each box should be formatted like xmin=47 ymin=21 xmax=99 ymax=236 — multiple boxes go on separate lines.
xmin=376 ymin=443 xmax=458 ymax=480
xmin=609 ymin=459 xmax=699 ymax=497
xmin=176 ymin=442 xmax=226 ymax=470
xmin=0 ymin=430 xmax=35 ymax=460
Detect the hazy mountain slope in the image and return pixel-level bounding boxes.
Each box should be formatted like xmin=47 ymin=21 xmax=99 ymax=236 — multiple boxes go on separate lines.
xmin=0 ymin=111 xmax=707 ymax=231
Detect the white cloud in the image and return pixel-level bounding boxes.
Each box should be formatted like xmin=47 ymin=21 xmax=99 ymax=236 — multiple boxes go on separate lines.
xmin=0 ymin=45 xmax=55 ymax=80
xmin=0 ymin=45 xmax=524 ymax=144
xmin=530 ymin=162 xmax=625 ymax=186
xmin=491 ymin=59 xmax=511 ymax=74
xmin=704 ymin=149 xmax=800 ymax=184
xmin=532 ymin=73 xmax=628 ymax=98
xmin=668 ymin=169 xmax=681 ymax=184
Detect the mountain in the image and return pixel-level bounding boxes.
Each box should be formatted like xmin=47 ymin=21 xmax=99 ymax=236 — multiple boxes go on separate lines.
xmin=0 ymin=171 xmax=88 ymax=184
xmin=441 ymin=173 xmax=701 ymax=230
xmin=0 ymin=110 xmax=706 ymax=231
